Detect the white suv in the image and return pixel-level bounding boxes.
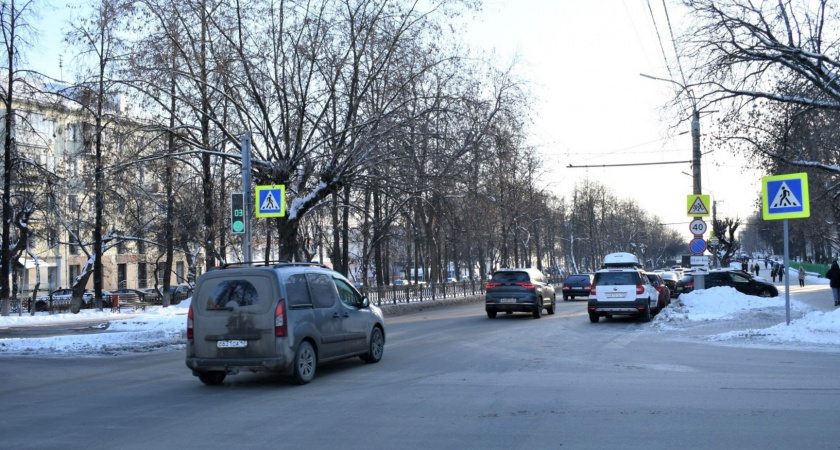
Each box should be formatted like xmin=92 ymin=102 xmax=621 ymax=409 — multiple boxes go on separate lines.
xmin=587 ymin=253 xmax=658 ymax=323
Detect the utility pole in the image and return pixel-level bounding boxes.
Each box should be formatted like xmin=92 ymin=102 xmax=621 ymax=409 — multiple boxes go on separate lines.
xmin=691 ymin=109 xmax=701 ymax=196
xmin=641 ymin=72 xmax=705 ymax=288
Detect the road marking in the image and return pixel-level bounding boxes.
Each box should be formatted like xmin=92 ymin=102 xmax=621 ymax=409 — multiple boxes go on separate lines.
xmin=604 ymin=333 xmax=640 ymax=349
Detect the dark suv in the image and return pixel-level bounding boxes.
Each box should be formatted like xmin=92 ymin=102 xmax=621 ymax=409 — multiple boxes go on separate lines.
xmin=485 ymin=268 xmax=556 ymax=319
xmin=673 ymin=270 xmax=778 ymax=298
xmin=561 ymin=273 xmax=594 ymax=301
xmin=185 ymin=262 xmax=386 ymax=385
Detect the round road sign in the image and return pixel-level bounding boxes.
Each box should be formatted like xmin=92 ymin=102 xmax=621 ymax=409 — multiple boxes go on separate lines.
xmin=689 ymin=238 xmax=707 ymax=255
xmin=689 ymin=218 xmax=707 ymax=236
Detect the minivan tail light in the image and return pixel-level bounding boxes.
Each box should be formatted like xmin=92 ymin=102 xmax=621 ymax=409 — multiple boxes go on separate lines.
xmin=187 ymin=305 xmax=194 ymax=340
xmin=516 ymin=282 xmax=535 ymax=289
xmin=636 ymin=285 xmax=645 ymax=295
xmin=685 ymin=282 xmax=694 ymax=290
xmin=275 ymin=300 xmax=287 ymax=337
xmin=590 ymin=286 xmax=597 ymax=295
xmin=485 ymin=282 xmax=501 ymax=289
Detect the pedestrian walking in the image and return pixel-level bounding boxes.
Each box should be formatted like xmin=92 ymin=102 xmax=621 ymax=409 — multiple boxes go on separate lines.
xmin=798 ymin=265 xmax=806 ymax=287
xmin=764 ymin=259 xmax=768 ymax=269
xmin=771 ymin=265 xmax=778 ymax=282
xmin=778 ymin=264 xmax=785 ymax=282
xmin=754 ymin=263 xmax=760 ymax=277
xmin=827 ymin=261 xmax=840 ymax=306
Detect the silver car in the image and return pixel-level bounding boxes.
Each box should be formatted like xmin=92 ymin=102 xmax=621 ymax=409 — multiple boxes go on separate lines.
xmin=186 ymin=262 xmax=386 ymax=385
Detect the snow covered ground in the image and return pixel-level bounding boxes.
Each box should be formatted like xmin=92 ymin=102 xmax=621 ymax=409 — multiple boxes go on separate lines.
xmin=1 ymin=271 xmax=838 ymax=355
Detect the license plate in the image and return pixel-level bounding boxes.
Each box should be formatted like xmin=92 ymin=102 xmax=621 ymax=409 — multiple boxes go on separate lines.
xmin=500 ymin=298 xmax=517 ymax=303
xmin=217 ymin=340 xmax=248 ymax=348
xmin=606 ymin=292 xmax=625 ymax=298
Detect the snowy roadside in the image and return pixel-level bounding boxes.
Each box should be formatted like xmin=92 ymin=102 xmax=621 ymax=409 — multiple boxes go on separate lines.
xmin=2 ymin=280 xmax=839 ymax=356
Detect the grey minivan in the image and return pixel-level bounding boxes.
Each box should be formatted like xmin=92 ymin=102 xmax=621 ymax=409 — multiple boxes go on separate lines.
xmin=186 ymin=262 xmax=386 ymax=385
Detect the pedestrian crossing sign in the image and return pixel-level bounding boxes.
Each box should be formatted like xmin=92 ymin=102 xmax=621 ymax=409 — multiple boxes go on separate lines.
xmin=255 ymin=185 xmax=286 ymax=218
xmin=762 ymin=173 xmax=809 ymax=220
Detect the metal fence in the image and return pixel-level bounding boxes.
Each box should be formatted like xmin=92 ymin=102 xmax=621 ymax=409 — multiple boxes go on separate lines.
xmin=357 ymin=281 xmax=487 ymax=306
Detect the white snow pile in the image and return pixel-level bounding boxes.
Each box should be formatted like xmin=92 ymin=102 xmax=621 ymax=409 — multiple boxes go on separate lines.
xmin=0 ymin=299 xmax=191 ymax=356
xmin=654 ymin=286 xmax=840 ymax=347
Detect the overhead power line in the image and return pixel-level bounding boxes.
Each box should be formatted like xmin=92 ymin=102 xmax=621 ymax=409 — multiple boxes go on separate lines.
xmin=567 ymin=160 xmax=691 ymax=168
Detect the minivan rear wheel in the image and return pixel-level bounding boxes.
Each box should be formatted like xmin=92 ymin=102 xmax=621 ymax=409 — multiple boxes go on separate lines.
xmin=293 ymin=341 xmax=316 ymax=385
xmin=198 ymin=371 xmax=226 ymax=386
xmin=487 ymin=309 xmax=497 ymax=319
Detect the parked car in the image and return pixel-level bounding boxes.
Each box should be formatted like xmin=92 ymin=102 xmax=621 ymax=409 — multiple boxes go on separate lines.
xmin=561 ymin=273 xmax=594 ymax=301
xmin=485 ymin=268 xmax=556 ymax=319
xmin=391 ymin=279 xmax=409 ymax=286
xmin=139 ymin=288 xmax=163 ymax=304
xmin=659 ymin=271 xmax=679 ymax=297
xmin=673 ymin=270 xmax=778 ymax=298
xmin=165 ymin=284 xmax=192 ymax=304
xmin=33 ymin=289 xmax=112 ymax=311
xmin=186 ymin=262 xmax=386 ymax=386
xmin=588 ymin=253 xmax=659 ymax=323
xmin=645 ymin=272 xmax=671 ymax=313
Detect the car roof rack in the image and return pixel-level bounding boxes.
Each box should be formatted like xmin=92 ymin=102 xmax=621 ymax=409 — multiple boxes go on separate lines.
xmin=209 ymin=261 xmax=329 ymax=271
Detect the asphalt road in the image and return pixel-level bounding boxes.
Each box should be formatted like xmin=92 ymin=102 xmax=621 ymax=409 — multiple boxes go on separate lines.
xmin=1 ymin=296 xmax=838 ymax=450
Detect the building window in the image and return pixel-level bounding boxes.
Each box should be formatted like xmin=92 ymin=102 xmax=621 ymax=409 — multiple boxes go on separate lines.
xmin=138 ymin=263 xmax=147 ymax=288
xmin=47 ymin=229 xmax=57 ymax=247
xmin=48 ymin=267 xmax=58 ymax=291
xmin=68 ymin=195 xmax=78 ymax=211
xmin=69 ymin=265 xmax=80 ymax=285
xmin=176 ymin=261 xmax=184 ymax=283
xmin=117 ymin=264 xmax=126 ymax=289
xmin=117 ymin=239 xmax=125 ymax=254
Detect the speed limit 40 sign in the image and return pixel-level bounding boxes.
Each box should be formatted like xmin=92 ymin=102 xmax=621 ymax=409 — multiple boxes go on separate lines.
xmin=689 ymin=218 xmax=707 ymax=236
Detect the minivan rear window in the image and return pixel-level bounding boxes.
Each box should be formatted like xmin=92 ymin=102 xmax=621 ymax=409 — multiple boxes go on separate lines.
xmin=206 ymin=280 xmax=259 ymax=309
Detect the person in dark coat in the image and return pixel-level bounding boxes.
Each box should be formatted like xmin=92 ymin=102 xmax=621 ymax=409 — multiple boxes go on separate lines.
xmin=826 ymin=261 xmax=840 ymax=306
xmin=754 ymin=263 xmax=760 ymax=277
xmin=778 ymin=264 xmax=785 ymax=282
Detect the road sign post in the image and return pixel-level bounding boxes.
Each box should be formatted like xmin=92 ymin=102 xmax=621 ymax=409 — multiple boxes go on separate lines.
xmin=762 ymin=173 xmax=810 ymax=325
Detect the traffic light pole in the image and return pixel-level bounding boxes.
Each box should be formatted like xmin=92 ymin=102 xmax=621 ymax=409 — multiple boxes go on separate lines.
xmin=241 ymin=133 xmax=252 ymax=263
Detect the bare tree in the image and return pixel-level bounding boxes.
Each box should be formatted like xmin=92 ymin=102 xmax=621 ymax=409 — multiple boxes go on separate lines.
xmin=0 ymin=0 xmax=41 ymax=316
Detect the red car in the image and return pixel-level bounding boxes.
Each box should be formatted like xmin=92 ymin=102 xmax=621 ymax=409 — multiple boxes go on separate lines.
xmin=645 ymin=273 xmax=671 ymax=314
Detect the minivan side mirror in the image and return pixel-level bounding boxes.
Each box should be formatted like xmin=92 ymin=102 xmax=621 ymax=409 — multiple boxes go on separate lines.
xmin=360 ymin=296 xmax=370 ymax=308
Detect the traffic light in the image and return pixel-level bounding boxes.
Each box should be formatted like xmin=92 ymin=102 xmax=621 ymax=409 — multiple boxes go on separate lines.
xmin=231 ymin=193 xmax=245 ymax=234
